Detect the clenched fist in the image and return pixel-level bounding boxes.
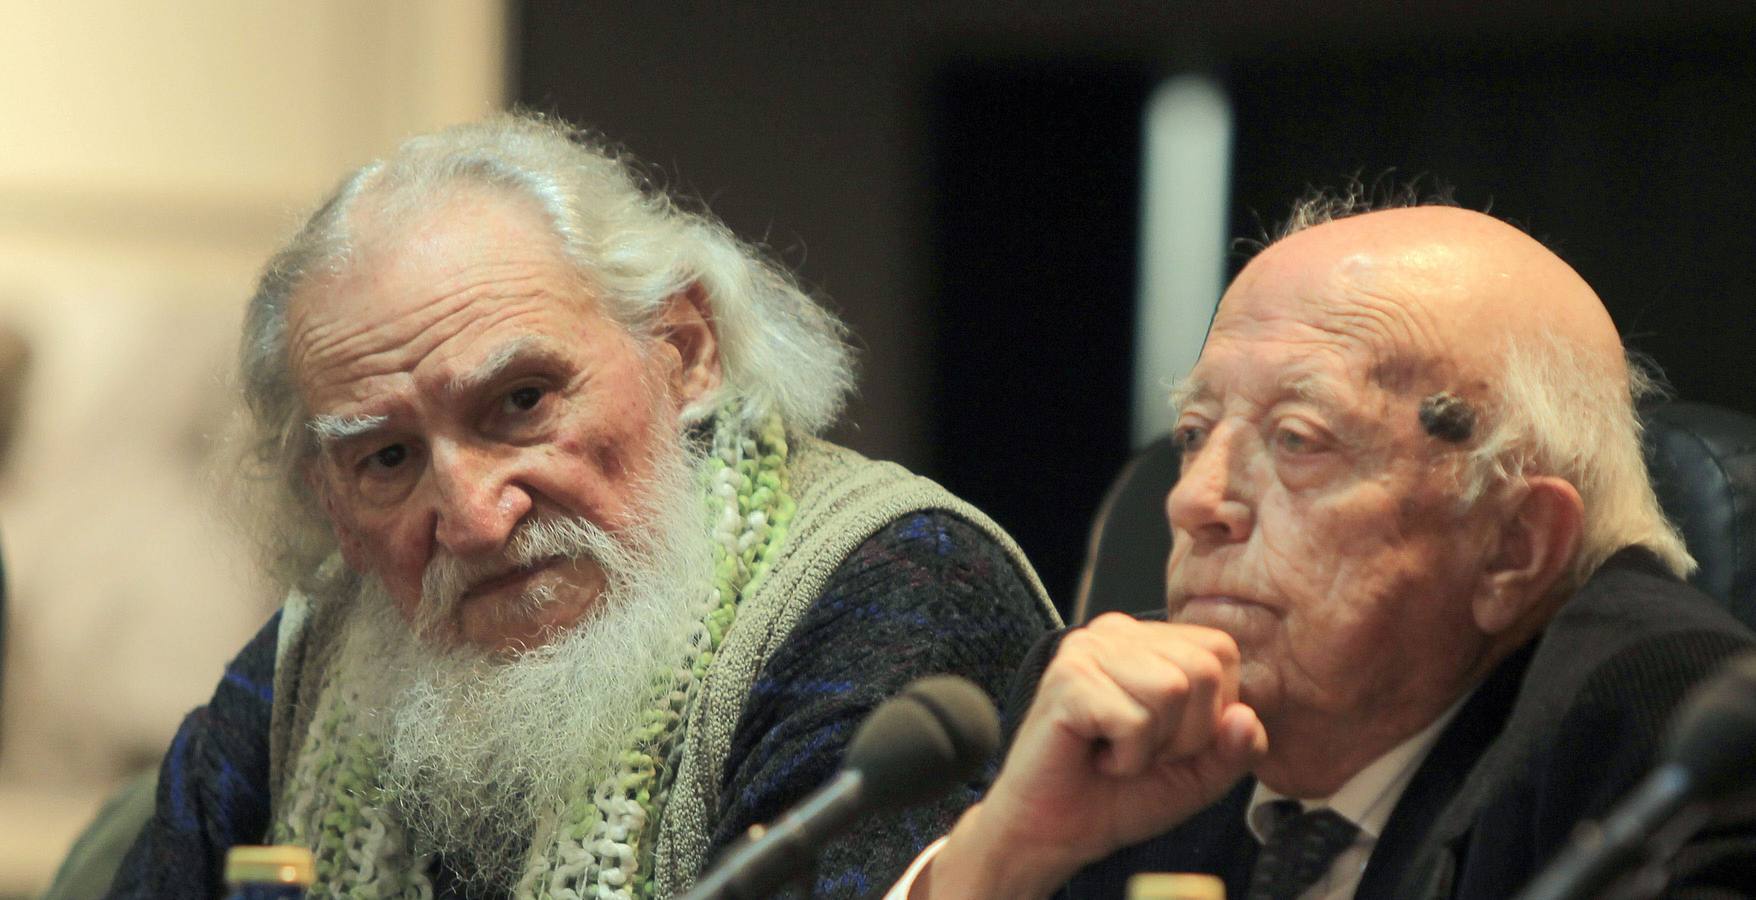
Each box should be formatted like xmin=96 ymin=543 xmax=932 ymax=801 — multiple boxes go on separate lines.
xmin=915 ymin=614 xmax=1267 ymax=900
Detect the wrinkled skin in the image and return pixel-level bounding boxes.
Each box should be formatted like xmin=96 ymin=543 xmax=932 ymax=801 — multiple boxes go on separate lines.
xmin=916 ymin=207 xmax=1607 ymax=899
xmin=1162 ymin=208 xmax=1611 ymax=794
xmin=1163 ymin=233 xmax=1502 ymax=795
xmin=289 ymin=188 xmax=720 ymax=653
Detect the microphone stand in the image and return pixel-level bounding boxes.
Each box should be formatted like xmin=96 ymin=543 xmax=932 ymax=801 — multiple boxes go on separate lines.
xmin=679 ymin=771 xmax=864 ymax=900
xmin=679 ymin=674 xmax=1002 ymax=900
xmin=1513 ymin=768 xmax=1720 ymax=900
xmin=1597 ymin=801 xmax=1714 ymax=900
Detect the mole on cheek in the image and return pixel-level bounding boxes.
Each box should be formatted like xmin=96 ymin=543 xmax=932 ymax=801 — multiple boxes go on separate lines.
xmin=1418 ymin=392 xmax=1476 ymax=443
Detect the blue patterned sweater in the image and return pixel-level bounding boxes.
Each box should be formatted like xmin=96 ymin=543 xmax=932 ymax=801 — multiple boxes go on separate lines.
xmin=106 ymin=510 xmax=1055 ymax=898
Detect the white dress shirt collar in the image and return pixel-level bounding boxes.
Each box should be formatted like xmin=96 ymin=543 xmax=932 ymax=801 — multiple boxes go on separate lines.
xmin=1243 ymin=697 xmax=1468 ymax=899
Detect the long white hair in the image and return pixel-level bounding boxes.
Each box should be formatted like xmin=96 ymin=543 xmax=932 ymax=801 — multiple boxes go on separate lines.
xmin=235 ymin=112 xmax=854 ymax=594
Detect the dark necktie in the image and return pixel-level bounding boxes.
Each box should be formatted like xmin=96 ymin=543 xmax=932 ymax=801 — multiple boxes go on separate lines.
xmin=1246 ymin=799 xmax=1362 ymax=900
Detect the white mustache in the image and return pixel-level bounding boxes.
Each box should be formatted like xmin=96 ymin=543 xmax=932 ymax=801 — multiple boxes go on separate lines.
xmin=414 ymin=517 xmax=629 ymax=641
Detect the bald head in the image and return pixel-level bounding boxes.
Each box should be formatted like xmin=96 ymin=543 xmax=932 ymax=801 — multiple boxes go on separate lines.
xmin=1221 ymin=206 xmax=1626 ymax=408
xmin=1165 ymin=202 xmax=1687 ymax=791
xmin=1202 ymin=205 xmax=1688 ymax=580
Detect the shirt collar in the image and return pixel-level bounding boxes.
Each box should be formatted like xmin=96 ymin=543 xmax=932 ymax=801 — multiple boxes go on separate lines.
xmin=1246 ymin=696 xmax=1468 ymax=843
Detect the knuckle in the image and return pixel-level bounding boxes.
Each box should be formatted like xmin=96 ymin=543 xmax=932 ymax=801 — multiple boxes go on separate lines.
xmin=1110 ymin=702 xmax=1152 ymax=737
xmin=1041 ymin=651 xmax=1102 ymax=696
xmin=1053 ymin=633 xmax=1103 ymax=670
xmin=1183 ymin=652 xmax=1223 ymax=687
xmin=1060 ymin=627 xmax=1099 ymax=655
xmin=1142 ymin=666 xmax=1191 ymax=707
xmin=1208 ymin=633 xmax=1242 ymax=667
xmin=1087 ymin=611 xmax=1136 ymax=633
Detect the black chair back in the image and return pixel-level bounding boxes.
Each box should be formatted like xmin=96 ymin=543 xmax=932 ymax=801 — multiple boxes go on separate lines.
xmin=1642 ymin=402 xmax=1756 ymax=625
xmin=1073 ymin=435 xmax=1179 ymax=623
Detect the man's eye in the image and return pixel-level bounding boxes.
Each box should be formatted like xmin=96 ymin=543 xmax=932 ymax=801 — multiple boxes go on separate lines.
xmin=1172 ymin=425 xmax=1208 ymax=452
xmin=367 ymin=443 xmax=408 ymax=470
xmin=505 ymin=386 xmax=545 ymax=413
xmin=1276 ymin=428 xmax=1318 ymax=454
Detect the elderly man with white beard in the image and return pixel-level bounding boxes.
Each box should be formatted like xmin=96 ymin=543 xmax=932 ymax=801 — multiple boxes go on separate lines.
xmin=98 ymin=114 xmax=1059 ymax=899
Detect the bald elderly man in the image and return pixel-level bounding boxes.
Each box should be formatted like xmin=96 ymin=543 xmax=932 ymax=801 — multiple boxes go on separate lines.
xmin=896 ymin=199 xmax=1756 ymax=899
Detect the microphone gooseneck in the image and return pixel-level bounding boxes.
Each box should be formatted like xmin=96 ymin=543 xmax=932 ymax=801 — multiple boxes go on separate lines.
xmin=1513 ymin=652 xmax=1756 ymax=900
xmin=679 ymin=675 xmax=1001 ymax=900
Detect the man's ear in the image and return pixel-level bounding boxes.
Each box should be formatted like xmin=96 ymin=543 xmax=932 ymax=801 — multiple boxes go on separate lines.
xmin=1474 ymin=475 xmax=1584 ymax=635
xmin=653 ymin=282 xmax=723 ymax=419
xmin=305 ymin=462 xmax=367 ymax=570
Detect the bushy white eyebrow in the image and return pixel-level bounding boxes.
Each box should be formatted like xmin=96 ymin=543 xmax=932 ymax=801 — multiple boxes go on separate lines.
xmin=304 ymin=337 xmax=570 ymax=450
xmin=307 ymin=412 xmax=390 ymax=445
xmin=1167 ymin=372 xmax=1362 ymax=440
xmin=448 ymin=336 xmax=542 ymax=396
xmin=1167 ymin=376 xmax=1210 ymax=418
xmin=1285 ymin=374 xmax=1351 ymax=413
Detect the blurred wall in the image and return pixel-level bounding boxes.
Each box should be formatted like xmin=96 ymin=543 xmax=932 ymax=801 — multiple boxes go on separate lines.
xmin=0 ymin=2 xmax=506 ymax=893
xmin=519 ymin=3 xmax=937 ymax=469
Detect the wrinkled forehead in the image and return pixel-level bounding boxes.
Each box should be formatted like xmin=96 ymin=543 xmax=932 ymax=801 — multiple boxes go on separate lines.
xmin=1204 ymin=240 xmax=1480 ymax=395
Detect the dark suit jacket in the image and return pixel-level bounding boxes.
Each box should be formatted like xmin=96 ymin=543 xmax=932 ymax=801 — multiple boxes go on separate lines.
xmin=1014 ymin=548 xmax=1756 ymax=899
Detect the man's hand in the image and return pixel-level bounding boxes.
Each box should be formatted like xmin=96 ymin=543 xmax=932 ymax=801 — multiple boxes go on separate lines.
xmin=914 ymin=614 xmax=1267 ymax=899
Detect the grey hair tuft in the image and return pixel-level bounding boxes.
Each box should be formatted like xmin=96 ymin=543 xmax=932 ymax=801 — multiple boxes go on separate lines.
xmin=1246 ymin=174 xmax=1459 ymax=251
xmin=1460 ymin=341 xmax=1693 ymax=591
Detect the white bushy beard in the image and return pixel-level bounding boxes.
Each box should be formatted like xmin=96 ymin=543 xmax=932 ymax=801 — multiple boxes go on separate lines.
xmin=328 ymin=430 xmax=713 ymax=892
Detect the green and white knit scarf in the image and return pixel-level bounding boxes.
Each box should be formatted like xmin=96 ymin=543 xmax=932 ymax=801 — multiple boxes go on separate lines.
xmin=272 ymin=410 xmax=794 ymax=900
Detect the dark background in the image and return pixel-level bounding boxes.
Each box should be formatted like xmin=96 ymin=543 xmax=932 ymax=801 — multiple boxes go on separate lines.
xmin=517 ymin=3 xmax=1756 ymax=617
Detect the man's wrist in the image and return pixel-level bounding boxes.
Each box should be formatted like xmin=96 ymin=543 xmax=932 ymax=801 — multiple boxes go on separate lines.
xmin=914 ymin=801 xmax=1084 ymax=900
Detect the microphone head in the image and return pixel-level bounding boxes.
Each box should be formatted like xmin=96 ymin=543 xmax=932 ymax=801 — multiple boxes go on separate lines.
xmin=1664 ymin=651 xmax=1756 ymax=797
xmin=844 ymin=675 xmax=1002 ymax=811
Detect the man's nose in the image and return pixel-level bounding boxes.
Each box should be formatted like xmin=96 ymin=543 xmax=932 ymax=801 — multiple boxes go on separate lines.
xmin=1166 ymin=426 xmax=1254 ymax=545
xmin=429 ymin=442 xmax=531 ymax=557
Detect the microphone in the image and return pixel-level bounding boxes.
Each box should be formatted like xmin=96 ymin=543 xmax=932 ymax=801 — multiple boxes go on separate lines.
xmin=679 ymin=674 xmax=1002 ymax=900
xmin=1513 ymin=651 xmax=1756 ymax=900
